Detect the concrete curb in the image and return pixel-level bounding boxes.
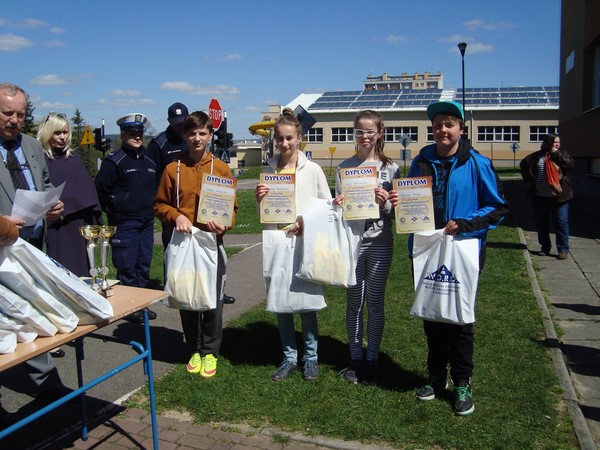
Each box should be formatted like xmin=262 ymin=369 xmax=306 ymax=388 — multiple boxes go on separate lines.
xmin=518 ymin=227 xmax=597 ymax=450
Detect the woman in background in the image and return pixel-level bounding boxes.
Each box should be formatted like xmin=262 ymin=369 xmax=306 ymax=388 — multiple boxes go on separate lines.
xmin=37 ymin=112 xmax=103 ymax=277
xmin=38 ymin=113 xmax=102 ymax=357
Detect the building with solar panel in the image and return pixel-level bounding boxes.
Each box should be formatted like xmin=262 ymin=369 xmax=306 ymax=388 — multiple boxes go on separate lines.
xmin=282 ymin=72 xmax=558 ymax=166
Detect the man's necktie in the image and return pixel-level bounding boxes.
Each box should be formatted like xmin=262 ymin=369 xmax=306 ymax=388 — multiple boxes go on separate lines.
xmin=4 ymin=140 xmax=30 ymax=190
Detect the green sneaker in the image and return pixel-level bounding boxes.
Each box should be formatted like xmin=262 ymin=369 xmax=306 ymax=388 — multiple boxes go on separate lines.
xmin=186 ymin=352 xmax=202 ymax=374
xmin=453 ymin=379 xmax=475 ymax=416
xmin=201 ymin=354 xmax=217 ymax=378
xmin=416 ymin=370 xmax=448 ymax=401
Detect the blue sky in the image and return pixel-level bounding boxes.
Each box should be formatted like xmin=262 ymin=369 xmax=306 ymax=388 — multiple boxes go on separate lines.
xmin=1 ymin=0 xmax=560 ymax=139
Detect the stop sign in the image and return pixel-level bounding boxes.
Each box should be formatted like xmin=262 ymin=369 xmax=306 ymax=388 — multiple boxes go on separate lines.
xmin=208 ymin=98 xmax=223 ymax=130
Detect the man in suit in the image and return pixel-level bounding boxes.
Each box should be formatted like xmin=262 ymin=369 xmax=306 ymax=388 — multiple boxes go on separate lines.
xmin=0 ymin=82 xmax=69 ymax=399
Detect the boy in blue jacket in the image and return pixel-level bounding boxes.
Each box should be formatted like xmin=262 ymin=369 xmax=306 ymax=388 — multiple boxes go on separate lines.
xmin=390 ymin=101 xmax=508 ymax=415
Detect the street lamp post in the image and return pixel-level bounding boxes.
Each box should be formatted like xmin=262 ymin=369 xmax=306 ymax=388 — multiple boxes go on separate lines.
xmin=458 ymin=42 xmax=468 ymax=143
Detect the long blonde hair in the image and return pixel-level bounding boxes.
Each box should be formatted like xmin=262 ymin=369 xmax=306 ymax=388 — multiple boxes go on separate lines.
xmin=37 ymin=113 xmax=73 ymax=159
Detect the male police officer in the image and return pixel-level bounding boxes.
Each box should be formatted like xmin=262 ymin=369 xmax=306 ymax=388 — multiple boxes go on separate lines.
xmin=95 ymin=113 xmax=158 ymax=323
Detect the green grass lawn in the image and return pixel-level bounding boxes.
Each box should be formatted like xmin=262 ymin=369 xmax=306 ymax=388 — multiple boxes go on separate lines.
xmin=129 ymin=225 xmax=575 ymax=449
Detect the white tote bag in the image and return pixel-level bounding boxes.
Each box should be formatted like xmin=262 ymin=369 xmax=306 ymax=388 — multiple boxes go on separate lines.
xmin=0 ymin=312 xmax=38 ymax=343
xmin=0 ymin=284 xmax=58 ymax=336
xmin=410 ymin=230 xmax=480 ymax=325
xmin=296 ymin=198 xmax=363 ymax=287
xmin=262 ymin=230 xmax=326 ymax=313
xmin=164 ymin=227 xmax=218 ymax=311
xmin=0 ymin=328 xmax=17 ymax=354
xmin=0 ymin=256 xmax=79 ymax=333
xmin=0 ymin=239 xmax=114 ymax=323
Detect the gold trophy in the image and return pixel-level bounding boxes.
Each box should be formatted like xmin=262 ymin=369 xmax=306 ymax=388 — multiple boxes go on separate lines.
xmin=78 ymin=225 xmax=101 ymax=291
xmin=98 ymin=226 xmax=117 ymax=296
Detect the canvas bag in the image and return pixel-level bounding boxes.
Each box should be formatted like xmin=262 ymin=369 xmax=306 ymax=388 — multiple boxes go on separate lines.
xmin=410 ymin=229 xmax=480 ymax=325
xmin=0 ymin=239 xmax=114 ymax=324
xmin=262 ymin=230 xmax=326 ymax=313
xmin=296 ymin=198 xmax=363 ymax=287
xmin=0 ymin=312 xmax=38 ymax=343
xmin=0 ymin=255 xmax=79 ymax=333
xmin=0 ymin=283 xmax=58 ymax=336
xmin=0 ymin=328 xmax=17 ymax=354
xmin=164 ymin=227 xmax=218 ymax=311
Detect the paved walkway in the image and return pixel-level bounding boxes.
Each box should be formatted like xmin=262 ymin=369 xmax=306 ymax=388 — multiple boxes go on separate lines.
xmin=2 ymin=178 xmax=600 ymax=449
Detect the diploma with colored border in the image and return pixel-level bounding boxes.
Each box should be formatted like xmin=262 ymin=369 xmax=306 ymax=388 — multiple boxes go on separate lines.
xmin=197 ymin=173 xmax=237 ymax=227
xmin=260 ymin=173 xmax=296 ymax=224
xmin=340 ymin=165 xmax=379 ymax=221
xmin=393 ymin=176 xmax=435 ymax=234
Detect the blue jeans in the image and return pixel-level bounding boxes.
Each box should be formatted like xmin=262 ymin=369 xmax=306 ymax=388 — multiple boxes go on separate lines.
xmin=276 ymin=311 xmax=318 ymax=362
xmin=110 ymin=217 xmax=154 ymax=287
xmin=533 ymin=196 xmax=570 ymax=253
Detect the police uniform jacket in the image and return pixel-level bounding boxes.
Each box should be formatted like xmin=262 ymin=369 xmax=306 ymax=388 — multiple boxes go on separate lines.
xmin=95 ymin=145 xmax=157 ymax=223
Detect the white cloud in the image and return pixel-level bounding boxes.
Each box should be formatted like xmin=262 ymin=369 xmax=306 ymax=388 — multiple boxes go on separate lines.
xmin=43 ymin=40 xmax=66 ymax=47
xmin=111 ymin=89 xmax=141 ymax=97
xmin=224 ymin=53 xmax=242 ymax=61
xmin=160 ymin=81 xmax=240 ymax=96
xmin=15 ymin=19 xmax=49 ymax=30
xmin=464 ymin=19 xmax=514 ymax=31
xmin=384 ymin=34 xmax=408 ymax=44
xmin=449 ymin=42 xmax=493 ymax=55
xmin=50 ymin=26 xmax=67 ymax=35
xmin=440 ymin=34 xmax=470 ymax=44
xmin=31 ymin=74 xmax=67 ymax=85
xmin=98 ymin=98 xmax=155 ymax=106
xmin=0 ymin=33 xmax=33 ymax=51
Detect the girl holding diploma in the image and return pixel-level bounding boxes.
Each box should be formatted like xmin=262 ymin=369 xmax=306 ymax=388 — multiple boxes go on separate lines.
xmin=255 ymin=110 xmax=331 ymax=381
xmin=154 ymin=111 xmax=237 ymax=379
xmin=333 ymin=110 xmax=400 ymax=385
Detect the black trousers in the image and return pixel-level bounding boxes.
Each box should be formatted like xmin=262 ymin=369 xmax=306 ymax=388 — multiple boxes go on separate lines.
xmin=423 ymin=320 xmax=474 ymax=382
xmin=179 ymin=242 xmax=226 ymax=357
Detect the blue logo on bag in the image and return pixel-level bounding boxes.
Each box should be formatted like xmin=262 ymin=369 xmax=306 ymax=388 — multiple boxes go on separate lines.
xmin=424 ymin=265 xmax=459 ymax=284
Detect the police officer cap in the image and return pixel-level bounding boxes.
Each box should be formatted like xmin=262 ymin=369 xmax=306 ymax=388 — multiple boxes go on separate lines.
xmin=168 ymin=102 xmax=189 ymax=125
xmin=117 ymin=113 xmax=147 ymax=131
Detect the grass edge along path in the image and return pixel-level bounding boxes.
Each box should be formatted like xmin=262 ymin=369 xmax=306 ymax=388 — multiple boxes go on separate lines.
xmin=130 ymin=225 xmax=575 ymax=449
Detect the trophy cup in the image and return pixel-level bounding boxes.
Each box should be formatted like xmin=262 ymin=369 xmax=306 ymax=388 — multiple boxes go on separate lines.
xmin=98 ymin=225 xmax=117 ymax=296
xmin=78 ymin=225 xmax=101 ymax=292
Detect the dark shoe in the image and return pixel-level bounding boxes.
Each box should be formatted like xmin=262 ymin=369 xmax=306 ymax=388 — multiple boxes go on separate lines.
xmin=362 ymin=360 xmax=378 ymax=385
xmin=271 ymin=360 xmax=297 ymax=381
xmin=50 ymin=348 xmax=65 ymax=358
xmin=145 ymin=308 xmax=157 ymax=320
xmin=302 ymin=359 xmax=319 ymax=381
xmin=124 ymin=311 xmax=145 ymax=324
xmin=558 ymin=252 xmax=568 ymax=260
xmin=223 ymin=294 xmax=236 ymax=304
xmin=340 ymin=359 xmax=362 ymax=384
xmin=416 ymin=370 xmax=448 ymax=401
xmin=537 ymin=251 xmax=546 ymax=256
xmin=453 ymin=379 xmax=475 ymax=416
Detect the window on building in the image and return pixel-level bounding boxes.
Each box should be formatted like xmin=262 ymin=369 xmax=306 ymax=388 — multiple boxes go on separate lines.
xmin=385 ymin=126 xmax=418 ymax=143
xmin=529 ymin=126 xmax=559 ymax=142
xmin=305 ymin=128 xmax=323 ymax=143
xmin=477 ymin=126 xmax=520 ymax=142
xmin=331 ymin=127 xmax=354 ymax=142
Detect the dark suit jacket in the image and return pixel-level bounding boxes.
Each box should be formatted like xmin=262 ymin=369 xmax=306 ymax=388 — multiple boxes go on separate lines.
xmin=0 ymin=134 xmax=54 ymax=248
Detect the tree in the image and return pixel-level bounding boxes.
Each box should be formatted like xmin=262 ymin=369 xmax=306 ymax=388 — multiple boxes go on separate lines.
xmin=70 ymin=109 xmax=101 ymax=177
xmin=21 ymin=99 xmax=37 ymax=136
xmin=71 ymin=108 xmax=86 ymax=150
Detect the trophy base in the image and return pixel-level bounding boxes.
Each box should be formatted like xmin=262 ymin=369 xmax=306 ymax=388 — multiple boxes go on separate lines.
xmin=102 ymin=288 xmax=114 ymax=298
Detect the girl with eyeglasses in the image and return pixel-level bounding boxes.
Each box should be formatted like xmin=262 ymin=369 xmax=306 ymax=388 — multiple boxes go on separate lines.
xmin=333 ymin=110 xmax=400 ymax=385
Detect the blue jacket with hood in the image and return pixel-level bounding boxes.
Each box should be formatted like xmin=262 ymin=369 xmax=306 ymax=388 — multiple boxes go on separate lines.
xmin=408 ymin=139 xmax=509 ymax=257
